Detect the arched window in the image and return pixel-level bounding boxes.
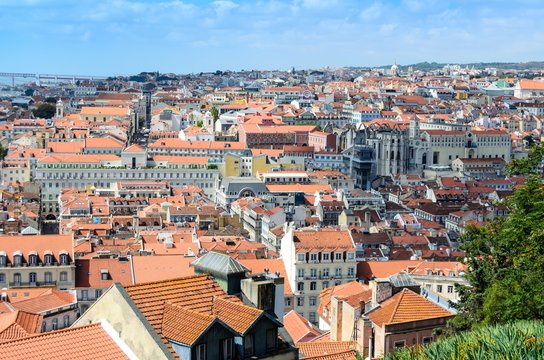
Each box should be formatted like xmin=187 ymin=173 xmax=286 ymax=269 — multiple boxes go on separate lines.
xmin=59 ymin=253 xmax=69 ymax=265
xmin=28 ymin=253 xmax=38 ymax=266
xmin=44 ymin=252 xmax=53 ymax=266
xmin=29 ymin=272 xmax=37 ymax=284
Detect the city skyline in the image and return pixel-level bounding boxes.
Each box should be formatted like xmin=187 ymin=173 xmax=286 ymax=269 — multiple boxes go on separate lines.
xmin=1 ymin=0 xmax=543 ymax=75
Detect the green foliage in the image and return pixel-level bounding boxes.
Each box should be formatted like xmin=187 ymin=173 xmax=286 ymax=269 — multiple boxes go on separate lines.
xmin=210 ymin=106 xmax=219 ymax=122
xmin=450 ymin=175 xmax=544 ymax=331
xmin=385 ymin=321 xmax=544 ymax=360
xmin=32 ymin=103 xmax=55 ymax=119
xmin=196 ymin=120 xmax=203 ymax=128
xmin=507 ymin=144 xmax=544 ymax=175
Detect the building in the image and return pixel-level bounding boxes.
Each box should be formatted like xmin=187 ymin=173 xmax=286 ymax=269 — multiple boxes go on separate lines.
xmin=281 ymin=228 xmax=356 ymax=324
xmin=0 ymin=235 xmax=75 ymax=290
xmin=514 ymin=79 xmax=544 ymax=99
xmin=74 ymin=275 xmax=297 ymax=359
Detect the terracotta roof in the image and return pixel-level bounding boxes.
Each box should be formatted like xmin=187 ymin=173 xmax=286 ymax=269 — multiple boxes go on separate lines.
xmin=239 ymin=258 xmax=293 ymax=295
xmin=123 ymin=274 xmax=231 ymax=346
xmin=75 ymin=258 xmax=133 ymax=288
xmin=131 ymin=255 xmax=194 ymax=284
xmin=367 ymin=288 xmax=454 ymax=326
xmin=212 ymin=297 xmax=263 ymax=334
xmin=161 ymin=303 xmax=215 ymax=345
xmin=0 ymin=310 xmax=42 ymax=342
xmin=80 ymin=106 xmax=130 ymax=117
xmin=298 ymin=341 xmax=357 ymax=359
xmin=283 ymin=310 xmax=322 ymax=343
xmin=124 ymin=144 xmax=145 ymax=153
xmin=317 ymin=281 xmax=371 ymax=321
xmin=10 ymin=289 xmax=76 ymax=314
xmin=303 ymin=350 xmax=356 ymax=360
xmin=293 ymin=229 xmax=355 ymax=252
xmin=0 ymin=322 xmax=130 ymax=359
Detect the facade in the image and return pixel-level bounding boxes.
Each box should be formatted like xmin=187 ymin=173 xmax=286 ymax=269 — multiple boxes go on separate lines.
xmin=281 ymin=228 xmax=356 ymax=324
xmin=0 ymin=235 xmax=75 ymax=290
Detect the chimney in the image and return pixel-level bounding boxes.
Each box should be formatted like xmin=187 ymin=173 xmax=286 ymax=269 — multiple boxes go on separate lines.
xmin=370 ymin=279 xmax=392 ymax=306
xmin=330 ymin=296 xmax=344 ymax=341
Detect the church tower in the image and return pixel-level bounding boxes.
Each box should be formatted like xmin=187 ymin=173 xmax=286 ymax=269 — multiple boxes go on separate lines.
xmin=56 ymin=98 xmax=64 ymax=118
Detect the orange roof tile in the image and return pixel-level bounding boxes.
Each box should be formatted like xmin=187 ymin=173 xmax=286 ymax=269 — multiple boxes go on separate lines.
xmin=212 ymin=297 xmax=263 ymax=334
xmin=293 ymin=229 xmax=355 ymax=252
xmin=367 ymin=288 xmax=454 ymax=326
xmin=0 ymin=310 xmax=42 ymax=343
xmin=131 ymin=255 xmax=195 ymax=284
xmin=80 ymin=106 xmax=130 ymax=117
xmin=283 ymin=310 xmax=322 ymax=343
xmin=10 ymin=289 xmax=76 ymax=314
xmin=298 ymin=341 xmax=357 ymax=359
xmin=239 ymin=258 xmax=293 ymax=295
xmin=161 ymin=303 xmax=215 ymax=345
xmin=0 ymin=322 xmax=130 ymax=359
xmin=124 ymin=144 xmax=145 ymax=153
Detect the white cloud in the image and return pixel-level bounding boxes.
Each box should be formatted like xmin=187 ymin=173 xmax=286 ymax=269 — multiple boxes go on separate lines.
xmin=212 ymin=0 xmax=239 ymax=16
xmin=360 ymin=2 xmax=382 ymax=20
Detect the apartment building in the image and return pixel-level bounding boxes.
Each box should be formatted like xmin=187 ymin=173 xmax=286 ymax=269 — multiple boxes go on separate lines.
xmin=281 ymin=227 xmax=356 ymax=324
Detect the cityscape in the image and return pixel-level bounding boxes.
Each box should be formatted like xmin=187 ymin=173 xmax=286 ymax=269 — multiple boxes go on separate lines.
xmin=1 ymin=1 xmax=544 ymax=360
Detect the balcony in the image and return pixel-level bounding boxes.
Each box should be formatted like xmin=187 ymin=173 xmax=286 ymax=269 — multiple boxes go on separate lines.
xmin=9 ymin=281 xmax=57 ymax=288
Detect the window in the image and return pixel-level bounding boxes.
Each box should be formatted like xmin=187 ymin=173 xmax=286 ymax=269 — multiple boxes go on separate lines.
xmin=335 ymin=252 xmax=343 ymax=261
xmin=244 ymin=333 xmax=254 ymax=355
xmin=436 ymin=285 xmax=443 ymax=293
xmin=285 ymin=298 xmax=292 ymax=307
xmin=310 ymin=253 xmax=317 ymax=262
xmin=310 ymin=268 xmax=317 ymax=278
xmin=60 ymin=272 xmax=68 ymax=282
xmin=335 ymin=268 xmax=342 ymax=277
xmin=0 ymin=255 xmax=5 ymax=267
xmin=322 ymin=268 xmax=329 ymax=277
xmin=297 ymin=282 xmax=304 ymax=292
xmin=196 ymin=344 xmax=206 ymax=360
xmin=29 ymin=272 xmax=37 ymax=284
xmin=309 ymin=312 xmax=316 ymax=323
xmin=310 ymin=282 xmax=316 ymax=291
xmin=82 ymin=290 xmax=88 ymax=301
xmin=101 ymin=269 xmax=109 ymax=280
xmin=309 ymin=296 xmax=316 ymax=306
xmin=13 ymin=254 xmax=22 ymax=267
xmin=348 ymin=267 xmax=355 ymax=277
xmin=60 ymin=253 xmax=69 ymax=265
xmin=13 ymin=273 xmax=21 ymax=285
xmin=297 ymin=269 xmax=305 ymax=278
xmin=44 ymin=272 xmax=52 ymax=284
xmin=394 ymin=340 xmax=406 ymax=350
xmin=52 ymin=319 xmax=58 ymax=330
xmin=297 ymin=253 xmax=305 ymax=262
xmin=447 ymin=286 xmax=454 ymax=294
xmin=347 ymin=252 xmax=355 ymax=260
xmin=95 ymin=289 xmax=103 ymax=298
xmin=266 ymin=328 xmax=277 ymax=351
xmin=297 ymin=297 xmax=304 ymax=307
xmin=222 ymin=338 xmax=233 ymax=360
xmin=28 ymin=254 xmax=38 ymax=266
xmin=44 ymin=254 xmax=53 ymax=266
xmin=0 ymin=273 xmax=4 ymax=284
xmin=63 ymin=315 xmax=70 ymax=328
xmin=322 ymin=281 xmax=329 ymax=289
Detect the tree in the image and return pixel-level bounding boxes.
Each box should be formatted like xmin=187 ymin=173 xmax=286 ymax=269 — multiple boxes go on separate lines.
xmin=32 ymin=103 xmax=56 ymax=119
xmin=449 ymin=145 xmax=544 ymax=331
xmin=210 ymin=106 xmax=219 ymax=122
xmin=196 ymin=120 xmax=203 ymax=128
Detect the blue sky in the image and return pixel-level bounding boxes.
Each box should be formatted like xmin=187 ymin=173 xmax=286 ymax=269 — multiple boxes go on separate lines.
xmin=0 ymin=0 xmax=543 ymax=75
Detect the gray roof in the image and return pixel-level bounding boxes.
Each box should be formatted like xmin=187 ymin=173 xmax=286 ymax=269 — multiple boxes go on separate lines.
xmin=191 ymin=251 xmax=249 ymax=276
xmin=220 ymin=177 xmax=268 ymax=194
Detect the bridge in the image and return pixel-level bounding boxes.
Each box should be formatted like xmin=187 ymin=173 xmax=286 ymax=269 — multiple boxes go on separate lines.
xmin=0 ymin=72 xmax=109 ymax=86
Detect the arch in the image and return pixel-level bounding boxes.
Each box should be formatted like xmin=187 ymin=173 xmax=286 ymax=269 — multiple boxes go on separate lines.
xmin=45 ymin=214 xmax=57 ymax=221
xmin=153 ymin=221 xmax=160 ymax=227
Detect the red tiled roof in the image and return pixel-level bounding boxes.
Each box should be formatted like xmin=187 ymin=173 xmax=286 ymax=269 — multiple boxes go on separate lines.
xmin=283 ymin=310 xmax=322 ymax=343
xmin=161 ymin=303 xmax=215 ymax=345
xmin=10 ymin=289 xmax=76 ymax=314
xmin=0 ymin=322 xmax=130 ymax=359
xmin=298 ymin=341 xmax=357 ymax=359
xmin=0 ymin=310 xmax=42 ymax=343
xmin=368 ymin=288 xmax=454 ymax=326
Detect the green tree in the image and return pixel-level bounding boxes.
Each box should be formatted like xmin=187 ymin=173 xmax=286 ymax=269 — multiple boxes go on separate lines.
xmin=32 ymin=103 xmax=56 ymax=119
xmin=196 ymin=120 xmax=203 ymax=128
xmin=210 ymin=106 xmax=219 ymax=122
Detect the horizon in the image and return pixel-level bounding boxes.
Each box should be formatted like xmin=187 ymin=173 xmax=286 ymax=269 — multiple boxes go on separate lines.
xmin=1 ymin=0 xmax=544 ymax=74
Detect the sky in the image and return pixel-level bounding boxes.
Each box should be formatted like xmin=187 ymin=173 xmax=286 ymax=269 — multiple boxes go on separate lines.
xmin=0 ymin=0 xmax=543 ymax=75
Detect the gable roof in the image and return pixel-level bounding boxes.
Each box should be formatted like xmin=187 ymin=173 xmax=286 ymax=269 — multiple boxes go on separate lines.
xmin=0 ymin=322 xmax=131 ymax=359
xmin=283 ymin=310 xmax=322 ymax=343
xmin=298 ymin=341 xmax=357 ymax=359
xmin=367 ymin=288 xmax=454 ymax=326
xmin=0 ymin=310 xmax=42 ymax=343
xmin=162 ymin=303 xmax=217 ymax=346
xmin=212 ymin=297 xmax=266 ymax=335
xmin=123 ymin=144 xmax=145 ymax=153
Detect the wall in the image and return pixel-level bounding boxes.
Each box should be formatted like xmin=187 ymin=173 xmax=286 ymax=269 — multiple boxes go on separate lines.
xmin=73 ymin=284 xmax=173 ymax=360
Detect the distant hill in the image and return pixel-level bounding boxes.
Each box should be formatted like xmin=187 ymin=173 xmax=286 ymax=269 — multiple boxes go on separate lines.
xmin=375 ymin=61 xmax=544 ymax=71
